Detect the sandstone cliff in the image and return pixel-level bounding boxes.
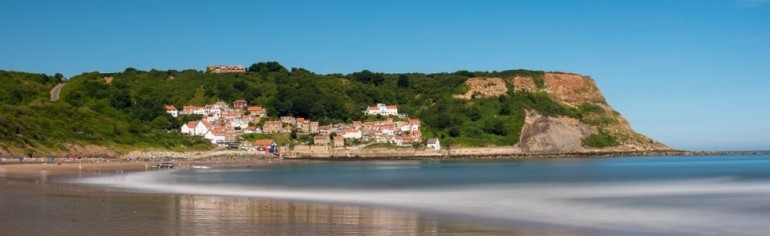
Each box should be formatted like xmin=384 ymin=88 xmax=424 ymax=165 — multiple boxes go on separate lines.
xmin=461 ymin=72 xmax=670 ymax=152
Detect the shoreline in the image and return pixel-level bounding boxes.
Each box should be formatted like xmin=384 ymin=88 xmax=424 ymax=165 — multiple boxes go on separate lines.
xmin=2 ymin=149 xmax=768 ymax=165
xmin=0 ymin=159 xmax=288 ymax=179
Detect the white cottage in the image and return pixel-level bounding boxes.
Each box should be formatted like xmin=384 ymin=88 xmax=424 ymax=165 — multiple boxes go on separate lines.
xmin=165 ymin=105 xmax=178 ymax=118
xmin=181 ymin=120 xmax=210 ymax=136
xmin=204 ymin=128 xmax=226 ymax=144
xmin=342 ymin=129 xmax=362 ymax=139
xmin=427 ymin=138 xmax=441 ymax=151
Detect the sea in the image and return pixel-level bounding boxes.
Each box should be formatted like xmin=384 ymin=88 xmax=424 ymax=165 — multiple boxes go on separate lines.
xmin=75 ymin=155 xmax=770 ymax=235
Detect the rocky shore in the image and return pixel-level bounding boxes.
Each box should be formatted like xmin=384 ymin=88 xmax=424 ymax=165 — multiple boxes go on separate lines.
xmin=5 ymin=148 xmax=767 ymax=165
xmin=3 ymin=144 xmax=768 ymax=165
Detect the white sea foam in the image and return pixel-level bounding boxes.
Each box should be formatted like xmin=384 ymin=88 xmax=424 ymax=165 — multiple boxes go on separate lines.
xmin=73 ymin=170 xmax=770 ymax=235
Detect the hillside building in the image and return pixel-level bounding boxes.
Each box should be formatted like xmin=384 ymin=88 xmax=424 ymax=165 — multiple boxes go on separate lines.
xmin=165 ymin=105 xmax=178 ymax=118
xmin=207 ymin=65 xmax=246 ymax=73
xmin=365 ymin=103 xmax=398 ymax=116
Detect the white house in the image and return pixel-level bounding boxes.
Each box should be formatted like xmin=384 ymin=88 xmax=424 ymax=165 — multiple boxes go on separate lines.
xmin=390 ymin=136 xmax=404 ymax=146
xmin=230 ymin=119 xmax=248 ymax=129
xmin=181 ymin=122 xmax=194 ymax=135
xmin=206 ymin=112 xmax=220 ymax=122
xmin=342 ymin=129 xmax=362 ymax=139
xmin=165 ymin=105 xmax=178 ymax=118
xmin=204 ymin=128 xmax=226 ymax=144
xmin=381 ymin=128 xmax=395 ymax=136
xmin=195 ymin=121 xmax=210 ymax=135
xmin=427 ymin=138 xmax=441 ymax=151
xmin=181 ymin=120 xmax=210 ymax=136
xmin=400 ymin=123 xmax=420 ymax=132
xmin=365 ymin=103 xmax=398 ymax=116
xmin=193 ymin=107 xmax=207 ymax=115
xmin=243 ymin=126 xmax=259 ymax=134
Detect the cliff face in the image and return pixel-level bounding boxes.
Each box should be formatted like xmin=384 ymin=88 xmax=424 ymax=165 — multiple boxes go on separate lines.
xmin=516 ymin=110 xmax=596 ymax=152
xmin=462 ymin=72 xmax=670 ymax=152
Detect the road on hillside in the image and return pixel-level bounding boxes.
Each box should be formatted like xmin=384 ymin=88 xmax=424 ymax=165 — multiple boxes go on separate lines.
xmin=50 ymin=83 xmax=65 ymax=102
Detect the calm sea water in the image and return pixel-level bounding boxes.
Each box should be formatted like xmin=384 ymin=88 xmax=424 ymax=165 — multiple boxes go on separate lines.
xmin=77 ymin=155 xmax=770 ymax=235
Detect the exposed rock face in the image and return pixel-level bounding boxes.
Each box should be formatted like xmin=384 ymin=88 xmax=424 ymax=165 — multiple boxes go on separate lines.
xmin=454 ymin=77 xmax=508 ymax=99
xmin=457 ymin=72 xmax=671 ymax=152
xmin=516 ymin=110 xmax=596 ymax=152
xmin=510 ymin=76 xmax=537 ymax=92
xmin=542 ymin=72 xmax=606 ymax=106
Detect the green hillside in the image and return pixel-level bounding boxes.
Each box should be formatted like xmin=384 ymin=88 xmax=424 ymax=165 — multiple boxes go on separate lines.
xmin=0 ymin=62 xmax=604 ymax=155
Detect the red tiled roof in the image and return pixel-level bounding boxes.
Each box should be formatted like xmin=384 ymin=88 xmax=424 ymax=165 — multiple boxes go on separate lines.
xmin=254 ymin=139 xmax=274 ymax=147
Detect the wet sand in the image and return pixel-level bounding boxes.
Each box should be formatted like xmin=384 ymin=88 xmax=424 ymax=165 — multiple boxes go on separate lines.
xmin=0 ymin=161 xmax=580 ymax=235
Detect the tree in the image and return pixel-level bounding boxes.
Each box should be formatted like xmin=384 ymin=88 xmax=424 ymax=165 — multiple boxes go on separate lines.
xmin=449 ymin=127 xmax=461 ymax=137
xmin=151 ymin=116 xmax=172 ymax=130
xmin=249 ymin=61 xmax=287 ymax=73
xmin=397 ymin=74 xmax=410 ymax=88
xmin=124 ymin=67 xmax=139 ymax=74
xmin=54 ymin=73 xmax=64 ymax=83
xmin=499 ymin=104 xmax=512 ymax=115
xmin=234 ymin=81 xmax=248 ymax=91
xmin=353 ymin=70 xmax=384 ymax=86
xmin=130 ymin=89 xmax=164 ymax=122
xmin=484 ymin=119 xmax=508 ymax=136
xmin=467 ymin=107 xmax=481 ymax=121
xmin=453 ymin=70 xmax=474 ymax=77
xmin=110 ymin=90 xmax=132 ymax=110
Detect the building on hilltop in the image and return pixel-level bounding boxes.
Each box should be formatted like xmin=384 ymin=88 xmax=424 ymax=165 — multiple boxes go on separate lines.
xmin=207 ymin=65 xmax=246 ymax=73
xmin=365 ymin=103 xmax=398 ymax=116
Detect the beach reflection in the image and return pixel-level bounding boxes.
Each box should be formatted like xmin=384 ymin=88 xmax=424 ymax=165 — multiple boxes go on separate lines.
xmin=0 ymin=184 xmax=521 ymax=236
xmin=172 ymin=195 xmax=434 ymax=235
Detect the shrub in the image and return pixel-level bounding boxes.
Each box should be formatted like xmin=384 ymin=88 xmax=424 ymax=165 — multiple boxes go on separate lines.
xmin=582 ymin=131 xmax=619 ymax=148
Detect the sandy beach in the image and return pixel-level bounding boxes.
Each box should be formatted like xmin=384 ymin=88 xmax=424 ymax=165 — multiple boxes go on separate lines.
xmin=0 ymin=160 xmax=564 ymax=236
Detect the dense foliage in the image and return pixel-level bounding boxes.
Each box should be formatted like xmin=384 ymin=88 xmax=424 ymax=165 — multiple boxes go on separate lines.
xmin=582 ymin=130 xmax=619 ymax=148
xmin=0 ymin=70 xmax=210 ymax=155
xmin=0 ymin=71 xmax=57 ymax=105
xmin=0 ymin=63 xmax=619 ymax=154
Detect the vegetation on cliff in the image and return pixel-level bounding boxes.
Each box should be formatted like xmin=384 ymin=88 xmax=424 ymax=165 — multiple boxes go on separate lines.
xmin=0 ymin=62 xmax=661 ymax=155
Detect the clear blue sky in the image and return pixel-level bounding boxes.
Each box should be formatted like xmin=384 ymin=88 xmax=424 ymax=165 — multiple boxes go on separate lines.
xmin=1 ymin=0 xmax=768 ymax=151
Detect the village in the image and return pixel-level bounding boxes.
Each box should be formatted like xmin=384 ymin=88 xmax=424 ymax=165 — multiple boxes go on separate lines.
xmin=166 ymin=98 xmax=440 ymax=155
